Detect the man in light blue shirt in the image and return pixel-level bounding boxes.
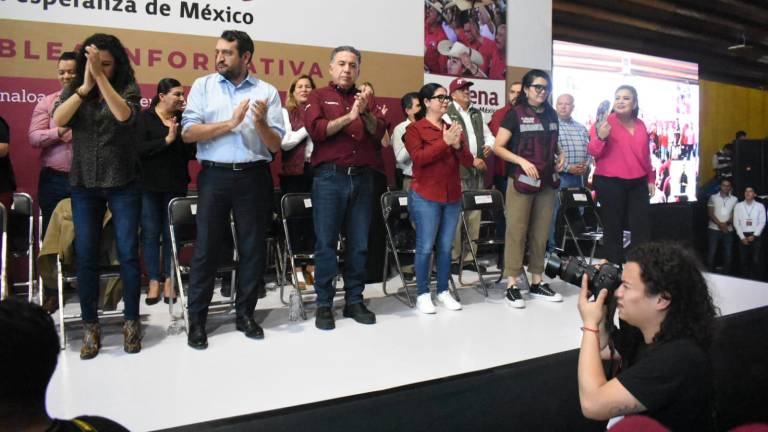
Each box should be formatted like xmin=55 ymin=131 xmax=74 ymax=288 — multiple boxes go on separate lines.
xmin=181 ymin=30 xmax=284 ymax=349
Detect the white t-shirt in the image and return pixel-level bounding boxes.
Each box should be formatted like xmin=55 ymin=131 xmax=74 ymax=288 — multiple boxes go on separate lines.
xmin=707 ymin=192 xmax=738 ymax=231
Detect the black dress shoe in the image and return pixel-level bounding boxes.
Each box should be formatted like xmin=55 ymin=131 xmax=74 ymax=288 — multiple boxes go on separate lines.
xmin=235 ymin=316 xmax=265 ymax=339
xmin=187 ymin=323 xmax=208 ymax=350
xmin=145 ymin=295 xmax=161 ymax=306
xmin=342 ymin=303 xmax=376 ymax=325
xmin=315 ymin=306 xmax=335 ymax=330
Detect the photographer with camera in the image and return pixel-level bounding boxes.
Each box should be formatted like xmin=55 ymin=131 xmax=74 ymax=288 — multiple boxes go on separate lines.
xmin=576 ymin=242 xmax=717 ymax=431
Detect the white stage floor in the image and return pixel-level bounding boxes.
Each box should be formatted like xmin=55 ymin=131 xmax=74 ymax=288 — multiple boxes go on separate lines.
xmin=45 ymin=271 xmax=768 ymax=431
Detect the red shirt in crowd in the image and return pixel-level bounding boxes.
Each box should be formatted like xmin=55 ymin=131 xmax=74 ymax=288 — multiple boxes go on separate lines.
xmin=425 ymin=24 xmax=448 ymax=74
xmin=458 ymin=33 xmax=497 ymax=76
xmin=304 ymin=83 xmax=386 ymax=168
xmin=404 ymin=118 xmax=473 ymax=203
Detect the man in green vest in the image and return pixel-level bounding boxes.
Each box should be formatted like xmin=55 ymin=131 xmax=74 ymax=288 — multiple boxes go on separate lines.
xmin=444 ymin=78 xmax=496 ymax=274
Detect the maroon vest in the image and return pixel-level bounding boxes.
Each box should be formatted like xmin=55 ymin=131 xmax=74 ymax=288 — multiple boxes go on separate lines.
xmin=280 ymin=107 xmax=309 ymax=176
xmin=505 ymin=104 xmax=560 ymax=193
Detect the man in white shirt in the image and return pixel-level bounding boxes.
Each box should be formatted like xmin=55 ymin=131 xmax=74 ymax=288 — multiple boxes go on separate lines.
xmin=444 ymin=78 xmax=495 ymax=274
xmin=391 ymin=92 xmax=421 ymax=191
xmin=706 ymin=178 xmax=738 ymax=273
xmin=733 ymin=186 xmax=765 ymax=279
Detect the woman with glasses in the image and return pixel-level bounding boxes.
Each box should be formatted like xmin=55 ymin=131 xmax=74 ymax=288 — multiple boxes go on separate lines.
xmin=492 ymin=69 xmax=565 ymax=309
xmin=589 ymin=85 xmax=654 ymax=263
xmin=404 ymin=83 xmax=473 ymax=314
xmin=137 ymin=78 xmax=196 ymax=305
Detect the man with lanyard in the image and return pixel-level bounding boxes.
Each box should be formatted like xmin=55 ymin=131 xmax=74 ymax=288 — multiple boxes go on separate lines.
xmin=303 ymin=45 xmax=385 ymax=330
xmin=547 ymin=93 xmax=591 ymax=253
xmin=733 ymin=186 xmax=765 ymax=279
xmin=181 ymin=30 xmax=284 ymax=349
xmin=27 ymin=51 xmax=77 ymax=313
xmin=444 ymin=77 xmax=495 ymax=274
xmin=706 ymin=178 xmax=738 ymax=273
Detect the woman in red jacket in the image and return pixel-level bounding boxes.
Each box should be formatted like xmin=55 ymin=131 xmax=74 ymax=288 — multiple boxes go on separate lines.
xmin=404 ymin=83 xmax=473 ymax=314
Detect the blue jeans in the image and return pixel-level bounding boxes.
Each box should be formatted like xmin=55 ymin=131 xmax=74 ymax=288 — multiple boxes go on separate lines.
xmin=188 ymin=165 xmax=273 ymax=321
xmin=71 ymin=182 xmax=142 ymax=322
xmin=312 ymin=166 xmax=373 ymax=307
xmin=38 ymin=168 xmax=72 ymax=239
xmin=409 ymin=190 xmax=461 ymax=295
xmin=707 ymin=229 xmax=734 ymax=273
xmin=548 ymin=172 xmax=585 ymax=253
xmin=141 ymin=190 xmax=184 ymax=281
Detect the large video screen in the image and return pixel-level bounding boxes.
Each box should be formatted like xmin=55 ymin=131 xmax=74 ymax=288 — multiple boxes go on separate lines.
xmin=553 ymin=41 xmax=700 ymax=203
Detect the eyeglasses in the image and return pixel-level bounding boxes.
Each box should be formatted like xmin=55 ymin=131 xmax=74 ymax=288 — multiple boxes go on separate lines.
xmin=430 ymin=95 xmax=453 ymax=102
xmin=529 ymin=84 xmax=549 ymax=93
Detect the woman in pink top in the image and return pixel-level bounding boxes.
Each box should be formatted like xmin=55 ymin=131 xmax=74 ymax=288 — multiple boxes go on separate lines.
xmin=589 ymin=85 xmax=655 ymax=263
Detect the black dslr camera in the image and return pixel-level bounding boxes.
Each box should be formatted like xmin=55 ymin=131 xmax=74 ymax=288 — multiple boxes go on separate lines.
xmin=544 ymin=252 xmax=622 ymax=300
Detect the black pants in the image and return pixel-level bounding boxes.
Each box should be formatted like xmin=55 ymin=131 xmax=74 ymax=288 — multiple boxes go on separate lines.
xmin=738 ymin=236 xmax=763 ymax=280
xmin=594 ymin=175 xmax=650 ymax=263
xmin=188 ymin=164 xmax=273 ymax=322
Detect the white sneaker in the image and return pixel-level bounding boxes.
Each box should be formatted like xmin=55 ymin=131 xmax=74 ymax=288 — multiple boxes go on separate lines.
xmin=505 ymin=286 xmax=526 ymax=308
xmin=416 ymin=293 xmax=436 ymax=314
xmin=529 ymin=282 xmax=563 ymax=302
xmin=437 ymin=291 xmax=462 ymax=311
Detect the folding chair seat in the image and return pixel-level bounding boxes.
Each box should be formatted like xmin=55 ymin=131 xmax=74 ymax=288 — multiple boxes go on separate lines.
xmin=558 ymin=187 xmax=604 ymax=264
xmin=5 ymin=193 xmax=37 ymax=303
xmin=459 ymin=189 xmax=506 ymax=296
xmin=167 ymin=196 xmax=238 ymax=333
xmin=381 ymin=191 xmax=459 ymax=307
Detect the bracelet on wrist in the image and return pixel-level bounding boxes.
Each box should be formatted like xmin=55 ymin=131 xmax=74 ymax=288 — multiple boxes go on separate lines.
xmin=581 ymin=326 xmax=599 ymax=334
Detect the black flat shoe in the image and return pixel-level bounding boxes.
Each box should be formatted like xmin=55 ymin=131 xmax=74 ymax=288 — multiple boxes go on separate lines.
xmin=235 ymin=316 xmax=264 ymax=339
xmin=145 ymin=296 xmax=161 ymax=306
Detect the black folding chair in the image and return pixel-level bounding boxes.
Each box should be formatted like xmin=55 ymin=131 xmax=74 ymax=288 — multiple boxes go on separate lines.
xmin=380 ymin=191 xmax=459 ymax=307
xmin=0 ymin=203 xmax=7 ymax=300
xmin=459 ymin=189 xmax=506 ymax=296
xmin=7 ymin=193 xmax=38 ymax=303
xmin=167 ymin=196 xmax=238 ymax=333
xmin=557 ymin=187 xmax=604 ymax=264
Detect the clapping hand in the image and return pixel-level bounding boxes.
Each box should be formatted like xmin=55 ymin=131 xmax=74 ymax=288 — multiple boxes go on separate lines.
xmin=165 ymin=117 xmax=179 ymax=145
xmin=229 ymin=99 xmax=250 ymax=129
xmin=251 ymin=99 xmax=268 ymax=125
xmin=443 ymin=122 xmax=463 ymax=148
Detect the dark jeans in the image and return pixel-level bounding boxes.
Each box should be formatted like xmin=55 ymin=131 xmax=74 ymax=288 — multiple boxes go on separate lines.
xmin=141 ymin=190 xmax=184 ymax=281
xmin=38 ymin=168 xmax=72 ymax=239
xmin=312 ymin=165 xmax=373 ymax=307
xmin=71 ymin=182 xmax=142 ymax=322
xmin=547 ymin=172 xmax=584 ymax=252
xmin=707 ymin=228 xmax=734 ymax=273
xmin=593 ymin=175 xmax=650 ymax=263
xmin=738 ymin=236 xmax=763 ymax=280
xmin=188 ymin=164 xmax=272 ymax=321
xmin=409 ymin=190 xmax=460 ymax=295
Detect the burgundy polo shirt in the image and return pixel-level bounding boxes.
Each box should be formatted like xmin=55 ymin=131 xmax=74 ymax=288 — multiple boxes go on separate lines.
xmin=404 ymin=118 xmax=474 ymax=203
xmin=304 ymin=83 xmax=385 ymax=168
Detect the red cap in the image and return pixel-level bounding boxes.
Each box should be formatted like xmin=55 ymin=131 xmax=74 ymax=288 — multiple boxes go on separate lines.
xmin=449 ymin=77 xmax=474 ymax=94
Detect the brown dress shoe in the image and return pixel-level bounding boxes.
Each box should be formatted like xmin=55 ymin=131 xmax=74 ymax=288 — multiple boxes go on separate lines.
xmin=80 ymin=322 xmax=101 ymax=360
xmin=123 ymin=320 xmax=142 ymax=354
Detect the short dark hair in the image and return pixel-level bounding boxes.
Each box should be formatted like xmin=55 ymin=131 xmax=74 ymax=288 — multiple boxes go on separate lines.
xmin=0 ymin=299 xmax=60 ymax=414
xmin=735 ymin=130 xmax=747 ymax=139
xmin=416 ymin=82 xmax=445 ymax=120
xmin=625 ymin=242 xmax=718 ymax=349
xmin=220 ymin=30 xmax=254 ymax=57
xmin=720 ymin=178 xmax=732 ymax=186
xmin=330 ymin=45 xmax=361 ymax=65
xmin=57 ymin=51 xmax=77 ymax=63
xmin=400 ymin=91 xmax=420 ymax=116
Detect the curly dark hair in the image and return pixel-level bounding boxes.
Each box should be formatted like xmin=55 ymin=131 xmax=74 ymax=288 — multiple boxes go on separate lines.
xmin=626 ymin=241 xmax=719 ymax=350
xmin=70 ymin=33 xmax=136 ymax=98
